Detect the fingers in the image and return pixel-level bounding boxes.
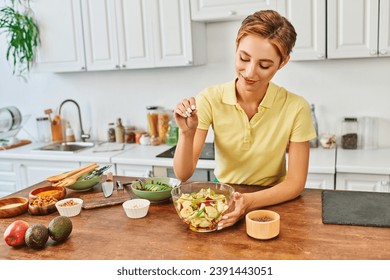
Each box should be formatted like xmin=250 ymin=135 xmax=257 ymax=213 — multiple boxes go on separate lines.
xmin=217 ymin=192 xmax=244 ymax=231
xmin=175 ymin=97 xmax=196 ymax=118
xmin=217 ymin=213 xmax=235 ymax=231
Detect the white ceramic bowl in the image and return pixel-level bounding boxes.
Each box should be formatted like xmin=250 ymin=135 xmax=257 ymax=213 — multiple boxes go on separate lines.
xmin=55 ymin=198 xmax=83 ymax=217
xmin=122 ymin=199 xmax=150 ymax=219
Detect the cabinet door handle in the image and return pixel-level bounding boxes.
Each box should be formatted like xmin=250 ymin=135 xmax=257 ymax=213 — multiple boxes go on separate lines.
xmin=122 ymin=64 xmax=126 ymax=68
xmin=369 ymin=50 xmax=377 ymax=56
xmin=115 ymin=65 xmax=120 ymax=69
xmin=228 ymin=10 xmax=237 ymax=16
xmin=379 ymin=49 xmax=388 ymax=55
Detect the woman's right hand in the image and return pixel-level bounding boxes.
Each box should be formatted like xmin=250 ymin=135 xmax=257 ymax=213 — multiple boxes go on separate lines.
xmin=174 ymin=97 xmax=198 ymax=133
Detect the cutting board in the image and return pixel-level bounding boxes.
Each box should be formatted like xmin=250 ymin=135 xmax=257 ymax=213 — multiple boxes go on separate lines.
xmin=0 ymin=139 xmax=31 ymax=150
xmin=322 ymin=190 xmax=390 ymax=228
xmin=80 ymin=190 xmax=132 ymax=209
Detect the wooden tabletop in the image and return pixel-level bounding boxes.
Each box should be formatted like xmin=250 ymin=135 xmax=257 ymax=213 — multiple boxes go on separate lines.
xmin=1 ymin=177 xmax=389 ymax=260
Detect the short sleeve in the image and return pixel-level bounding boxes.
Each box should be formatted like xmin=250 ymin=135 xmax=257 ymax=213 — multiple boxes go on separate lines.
xmin=289 ymin=99 xmax=316 ymax=142
xmin=196 ymin=91 xmax=213 ymax=131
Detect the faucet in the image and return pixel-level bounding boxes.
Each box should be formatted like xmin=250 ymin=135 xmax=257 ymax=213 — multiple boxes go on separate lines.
xmin=59 ymin=99 xmax=90 ymax=142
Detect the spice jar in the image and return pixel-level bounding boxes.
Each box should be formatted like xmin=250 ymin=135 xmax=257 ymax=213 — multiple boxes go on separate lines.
xmin=341 ymin=117 xmax=358 ymax=149
xmin=107 ymin=122 xmax=116 ymax=142
xmin=124 ymin=126 xmax=136 ymax=143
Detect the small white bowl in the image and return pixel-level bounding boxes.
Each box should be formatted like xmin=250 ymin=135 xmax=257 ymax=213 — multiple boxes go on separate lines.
xmin=55 ymin=198 xmax=83 ymax=217
xmin=122 ymin=199 xmax=150 ymax=219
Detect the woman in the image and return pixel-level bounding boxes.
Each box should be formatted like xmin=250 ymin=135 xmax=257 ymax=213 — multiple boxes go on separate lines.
xmin=173 ymin=10 xmax=316 ymax=230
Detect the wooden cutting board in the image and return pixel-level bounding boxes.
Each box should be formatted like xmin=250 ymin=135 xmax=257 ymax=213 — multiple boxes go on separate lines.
xmin=0 ymin=139 xmax=31 ymax=150
xmin=80 ymin=190 xmax=132 ymax=209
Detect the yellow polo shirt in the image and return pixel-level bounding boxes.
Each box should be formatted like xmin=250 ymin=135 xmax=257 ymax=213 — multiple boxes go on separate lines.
xmin=196 ymin=80 xmax=316 ymax=186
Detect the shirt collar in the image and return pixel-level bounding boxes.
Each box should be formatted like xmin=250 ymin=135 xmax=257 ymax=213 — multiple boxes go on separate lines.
xmin=222 ymin=79 xmax=278 ymax=109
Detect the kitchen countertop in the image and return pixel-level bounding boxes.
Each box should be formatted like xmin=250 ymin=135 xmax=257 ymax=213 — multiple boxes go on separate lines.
xmin=1 ymin=177 xmax=389 ymax=260
xmin=0 ymin=142 xmax=132 ymax=163
xmin=111 ymin=143 xmax=217 ymax=169
xmin=0 ymin=141 xmax=337 ymax=172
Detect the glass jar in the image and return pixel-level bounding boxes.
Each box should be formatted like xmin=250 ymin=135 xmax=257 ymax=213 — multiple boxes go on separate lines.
xmin=157 ymin=110 xmax=170 ymax=144
xmin=341 ymin=117 xmax=358 ymax=149
xmin=107 ymin=122 xmax=116 ymax=142
xmin=124 ymin=126 xmax=136 ymax=143
xmin=36 ymin=117 xmax=51 ymax=142
xmin=146 ymin=106 xmax=158 ymax=137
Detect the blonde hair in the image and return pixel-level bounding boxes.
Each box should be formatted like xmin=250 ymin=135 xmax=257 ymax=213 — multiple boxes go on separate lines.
xmin=236 ymin=10 xmax=297 ymax=61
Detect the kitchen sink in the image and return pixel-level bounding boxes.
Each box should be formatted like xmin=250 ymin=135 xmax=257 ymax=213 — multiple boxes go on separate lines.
xmin=33 ymin=141 xmax=95 ymax=153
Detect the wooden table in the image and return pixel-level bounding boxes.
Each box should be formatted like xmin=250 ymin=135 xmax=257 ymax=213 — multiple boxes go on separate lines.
xmin=1 ymin=177 xmax=390 ymax=260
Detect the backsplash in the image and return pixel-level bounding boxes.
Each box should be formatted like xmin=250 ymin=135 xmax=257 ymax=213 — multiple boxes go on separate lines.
xmin=1 ymin=21 xmax=390 ymax=147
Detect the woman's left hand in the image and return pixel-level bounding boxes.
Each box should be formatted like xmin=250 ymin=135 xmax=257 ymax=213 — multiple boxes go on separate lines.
xmin=217 ymin=192 xmax=248 ymax=230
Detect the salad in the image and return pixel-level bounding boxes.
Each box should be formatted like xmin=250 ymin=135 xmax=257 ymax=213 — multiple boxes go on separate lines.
xmin=175 ymin=188 xmax=230 ymax=231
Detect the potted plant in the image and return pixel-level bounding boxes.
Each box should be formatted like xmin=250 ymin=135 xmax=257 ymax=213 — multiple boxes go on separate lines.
xmin=0 ymin=0 xmax=39 ymax=78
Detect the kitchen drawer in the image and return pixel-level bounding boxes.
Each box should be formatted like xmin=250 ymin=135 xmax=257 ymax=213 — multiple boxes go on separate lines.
xmin=0 ymin=160 xmax=18 ymax=181
xmin=0 ymin=181 xmax=19 ymax=198
xmin=336 ymin=173 xmax=390 ymax=192
xmin=156 ymin=166 xmax=215 ymax=182
xmin=0 ymin=159 xmax=20 ymax=197
xmin=116 ymin=164 xmax=152 ymax=178
xmin=19 ymin=160 xmax=80 ymax=188
xmin=306 ymin=173 xmax=335 ymax=190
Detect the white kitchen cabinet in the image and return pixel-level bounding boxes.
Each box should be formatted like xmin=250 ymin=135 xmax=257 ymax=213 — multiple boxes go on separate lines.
xmin=150 ymin=0 xmax=206 ymax=67
xmin=116 ymin=164 xmax=153 ymax=178
xmin=379 ymin=0 xmax=390 ymax=56
xmin=278 ymin=0 xmax=326 ymax=60
xmin=154 ymin=166 xmax=216 ymax=182
xmin=0 ymin=159 xmax=21 ymax=197
xmin=306 ymin=173 xmax=335 ymax=190
xmin=327 ymin=0 xmax=390 ymax=59
xmin=336 ymin=173 xmax=390 ymax=192
xmin=81 ymin=0 xmax=206 ymax=71
xmin=190 ymin=0 xmax=281 ymax=22
xmin=32 ymin=0 xmax=86 ymax=72
xmin=18 ymin=160 xmax=80 ymax=189
xmin=81 ymin=0 xmax=120 ymax=71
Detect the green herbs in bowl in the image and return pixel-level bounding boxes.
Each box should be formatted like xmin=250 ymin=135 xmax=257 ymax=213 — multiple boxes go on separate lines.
xmin=66 ymin=173 xmax=102 ymax=192
xmin=131 ymin=177 xmax=181 ymax=203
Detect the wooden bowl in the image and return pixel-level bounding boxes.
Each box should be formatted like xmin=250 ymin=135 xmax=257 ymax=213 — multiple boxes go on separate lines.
xmin=0 ymin=197 xmax=29 ymax=218
xmin=246 ymin=210 xmax=280 ymax=240
xmin=29 ymin=185 xmax=66 ymax=201
xmin=28 ymin=186 xmax=66 ymax=216
xmin=28 ymin=201 xmax=57 ymax=216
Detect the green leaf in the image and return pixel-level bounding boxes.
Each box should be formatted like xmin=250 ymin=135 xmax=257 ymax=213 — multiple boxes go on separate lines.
xmin=0 ymin=1 xmax=39 ymax=78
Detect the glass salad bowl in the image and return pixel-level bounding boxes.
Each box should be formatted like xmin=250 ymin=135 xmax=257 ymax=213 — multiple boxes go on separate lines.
xmin=171 ymin=182 xmax=235 ymax=232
